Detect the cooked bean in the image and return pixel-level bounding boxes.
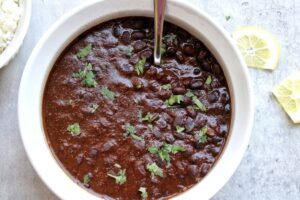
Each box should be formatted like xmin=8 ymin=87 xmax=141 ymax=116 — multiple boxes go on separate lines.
xmin=190 ymin=79 xmax=203 ymax=89
xmin=131 ymin=31 xmax=146 ymax=40
xmin=173 ymin=87 xmax=187 ymax=95
xmin=133 ymin=40 xmax=147 ymax=52
xmin=197 ymin=50 xmax=208 ymax=61
xmin=120 ymin=31 xmax=131 ymax=44
xmin=182 ymin=43 xmax=194 ymax=55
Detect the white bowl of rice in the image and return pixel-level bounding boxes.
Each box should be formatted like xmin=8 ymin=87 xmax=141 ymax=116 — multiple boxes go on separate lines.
xmin=0 ymin=0 xmax=31 ymax=68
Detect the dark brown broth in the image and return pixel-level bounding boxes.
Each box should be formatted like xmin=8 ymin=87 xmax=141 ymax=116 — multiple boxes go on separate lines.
xmin=43 ymin=17 xmax=231 ymax=200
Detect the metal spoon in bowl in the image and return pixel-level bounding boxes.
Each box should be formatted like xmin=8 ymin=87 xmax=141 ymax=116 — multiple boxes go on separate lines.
xmin=154 ymin=0 xmax=167 ymax=65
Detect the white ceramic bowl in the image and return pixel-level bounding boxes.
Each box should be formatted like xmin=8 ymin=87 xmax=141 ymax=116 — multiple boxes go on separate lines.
xmin=18 ymin=0 xmax=254 ymax=199
xmin=0 ymin=0 xmax=31 ymax=68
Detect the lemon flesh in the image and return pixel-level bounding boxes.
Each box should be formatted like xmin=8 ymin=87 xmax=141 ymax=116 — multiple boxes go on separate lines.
xmin=273 ymin=71 xmax=300 ymax=123
xmin=233 ymin=26 xmax=281 ymax=70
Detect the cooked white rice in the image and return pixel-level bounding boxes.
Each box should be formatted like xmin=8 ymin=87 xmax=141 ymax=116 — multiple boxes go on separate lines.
xmin=0 ymin=0 xmax=22 ymax=54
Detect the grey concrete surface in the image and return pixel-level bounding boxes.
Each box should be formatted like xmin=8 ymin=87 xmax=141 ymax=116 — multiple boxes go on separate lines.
xmin=0 ymin=0 xmax=299 ymax=199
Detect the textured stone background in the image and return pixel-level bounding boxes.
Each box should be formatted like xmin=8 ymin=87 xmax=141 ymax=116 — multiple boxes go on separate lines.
xmin=0 ymin=0 xmax=299 ymax=199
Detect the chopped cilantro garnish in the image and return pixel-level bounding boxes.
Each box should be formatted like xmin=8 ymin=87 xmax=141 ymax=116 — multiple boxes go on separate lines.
xmin=135 ymin=57 xmax=146 ymax=76
xmin=100 ymin=86 xmax=115 ymax=101
xmin=107 ymin=169 xmax=127 ymax=185
xmin=185 ymin=91 xmax=194 ymax=97
xmin=90 ymin=104 xmax=99 ymax=113
xmin=67 ymin=123 xmax=81 ymax=136
xmin=192 ymin=96 xmax=207 ymax=111
xmin=166 ymin=95 xmax=184 ymax=106
xmin=73 ymin=63 xmax=97 ymax=87
xmin=83 ymin=173 xmax=90 ymax=185
xmin=185 ymin=91 xmax=207 ymax=111
xmin=205 ymin=75 xmax=212 ymax=85
xmin=161 ymin=84 xmax=171 ymax=90
xmin=171 ymin=145 xmax=186 ymax=154
xmin=148 ymin=144 xmax=186 ymax=166
xmin=141 ymin=113 xmax=159 ymax=123
xmin=83 ymin=71 xmax=97 ymax=87
xmin=134 ymin=98 xmax=141 ymax=104
xmin=139 ymin=187 xmax=148 ymax=199
xmin=114 ymin=163 xmax=121 ymax=168
xmin=161 ymin=43 xmax=166 ymax=56
xmin=198 ymin=127 xmax=208 ymax=144
xmin=164 ymin=33 xmax=177 ymax=44
xmin=225 ymin=15 xmax=232 ymax=21
xmin=77 ymin=44 xmax=92 ymax=59
xmin=146 ymin=163 xmax=164 ymax=178
xmin=175 ymin=125 xmax=185 ymax=133
xmin=124 ymin=123 xmax=144 ymax=141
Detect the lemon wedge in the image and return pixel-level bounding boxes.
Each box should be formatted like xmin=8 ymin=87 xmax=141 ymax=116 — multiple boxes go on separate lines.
xmin=233 ymin=26 xmax=281 ymax=70
xmin=273 ymin=71 xmax=300 ymax=123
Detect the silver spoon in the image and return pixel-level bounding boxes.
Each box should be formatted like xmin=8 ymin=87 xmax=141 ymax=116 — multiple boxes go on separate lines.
xmin=154 ymin=0 xmax=166 ymax=65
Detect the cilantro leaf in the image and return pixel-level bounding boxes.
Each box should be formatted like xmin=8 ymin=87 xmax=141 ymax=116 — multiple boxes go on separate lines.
xmin=73 ymin=63 xmax=97 ymax=87
xmin=148 ymin=144 xmax=186 ymax=166
xmin=164 ymin=33 xmax=177 ymax=44
xmin=146 ymin=163 xmax=164 ymax=178
xmin=192 ymin=96 xmax=207 ymax=111
xmin=77 ymin=44 xmax=92 ymax=59
xmin=89 ymin=104 xmax=99 ymax=113
xmin=225 ymin=15 xmax=232 ymax=21
xmin=166 ymin=95 xmax=184 ymax=106
xmin=198 ymin=127 xmax=208 ymax=144
xmin=161 ymin=84 xmax=171 ymax=90
xmin=124 ymin=123 xmax=144 ymax=141
xmin=142 ymin=113 xmax=159 ymax=123
xmin=67 ymin=123 xmax=81 ymax=136
xmin=134 ymin=98 xmax=141 ymax=104
xmin=175 ymin=125 xmax=185 ymax=133
xmin=107 ymin=169 xmax=127 ymax=185
xmin=100 ymin=86 xmax=115 ymax=101
xmin=205 ymin=75 xmax=212 ymax=85
xmin=171 ymin=145 xmax=186 ymax=154
xmin=161 ymin=43 xmax=166 ymax=56
xmin=139 ymin=187 xmax=148 ymax=199
xmin=135 ymin=58 xmax=146 ymax=76
xmin=83 ymin=173 xmax=90 ymax=185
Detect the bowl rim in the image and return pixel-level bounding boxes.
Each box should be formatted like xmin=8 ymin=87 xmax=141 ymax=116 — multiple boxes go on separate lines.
xmin=0 ymin=0 xmax=32 ymax=68
xmin=18 ymin=0 xmax=254 ymax=199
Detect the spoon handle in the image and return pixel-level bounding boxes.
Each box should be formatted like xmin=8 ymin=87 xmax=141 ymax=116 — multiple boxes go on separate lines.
xmin=154 ymin=0 xmax=166 ymax=65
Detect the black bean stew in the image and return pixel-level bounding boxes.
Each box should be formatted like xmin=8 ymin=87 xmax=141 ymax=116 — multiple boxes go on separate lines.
xmin=43 ymin=17 xmax=231 ymax=200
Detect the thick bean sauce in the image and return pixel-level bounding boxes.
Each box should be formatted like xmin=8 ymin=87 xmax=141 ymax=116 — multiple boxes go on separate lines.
xmin=43 ymin=17 xmax=231 ymax=200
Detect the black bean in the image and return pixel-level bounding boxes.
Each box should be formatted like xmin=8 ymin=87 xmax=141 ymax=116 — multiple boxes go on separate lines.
xmin=156 ymin=118 xmax=167 ymax=129
xmin=157 ymin=90 xmax=172 ymax=100
xmin=182 ymin=43 xmax=194 ymax=55
xmin=140 ymin=49 xmax=153 ymax=59
xmin=101 ymin=139 xmax=117 ymax=152
xmin=149 ymin=80 xmax=160 ymax=92
xmin=176 ymin=51 xmax=184 ymax=63
xmin=201 ymin=61 xmax=211 ymax=71
xmin=89 ymin=148 xmax=98 ymax=158
xmin=173 ymin=87 xmax=187 ymax=95
xmin=174 ymin=132 xmax=186 ymax=140
xmin=197 ymin=50 xmax=208 ymax=61
xmin=184 ymin=117 xmax=194 ymax=132
xmin=193 ymin=68 xmax=201 ymax=75
xmin=75 ymin=154 xmax=84 ymax=165
xmin=164 ymin=133 xmax=175 ymax=143
xmin=206 ymin=127 xmax=216 ymax=137
xmin=187 ymin=165 xmax=199 ymax=177
xmin=186 ymin=106 xmax=197 ymax=118
xmin=166 ymin=46 xmax=177 ymax=56
xmin=133 ymin=40 xmax=147 ymax=52
xmin=207 ymin=91 xmax=219 ymax=103
xmin=112 ymin=24 xmax=122 ymax=37
xmin=118 ymin=63 xmax=134 ymax=75
xmin=120 ymin=31 xmax=131 ymax=45
xmin=211 ymin=63 xmax=221 ymax=74
xmin=190 ymin=79 xmax=203 ymax=89
xmin=131 ymin=31 xmax=146 ymax=40
xmin=146 ymin=66 xmax=157 ymax=76
xmin=182 ymin=96 xmax=192 ymax=106
xmin=225 ymin=104 xmax=231 ymax=114
xmin=200 ymin=163 xmax=211 ymax=176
